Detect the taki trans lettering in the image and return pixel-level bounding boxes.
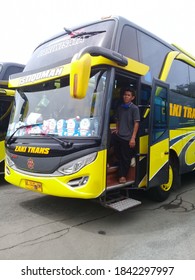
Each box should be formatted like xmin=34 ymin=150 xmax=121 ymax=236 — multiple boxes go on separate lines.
xmin=14 ymin=146 xmax=50 ymax=154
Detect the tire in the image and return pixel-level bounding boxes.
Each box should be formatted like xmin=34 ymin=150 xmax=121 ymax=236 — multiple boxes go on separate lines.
xmin=148 ymin=156 xmax=180 ymax=202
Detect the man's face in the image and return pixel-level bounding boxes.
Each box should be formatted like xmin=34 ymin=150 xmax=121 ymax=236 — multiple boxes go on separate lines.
xmin=123 ymin=91 xmax=135 ymax=104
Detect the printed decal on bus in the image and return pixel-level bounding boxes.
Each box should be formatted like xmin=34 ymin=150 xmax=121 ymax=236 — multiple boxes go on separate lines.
xmin=14 ymin=146 xmax=50 ymax=154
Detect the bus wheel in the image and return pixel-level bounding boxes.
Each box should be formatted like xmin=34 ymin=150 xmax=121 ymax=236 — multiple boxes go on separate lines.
xmin=148 ymin=157 xmax=179 ymax=202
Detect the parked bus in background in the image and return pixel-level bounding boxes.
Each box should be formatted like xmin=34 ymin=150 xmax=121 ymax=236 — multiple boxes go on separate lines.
xmin=0 ymin=62 xmax=24 ymax=173
xmin=5 ymin=16 xmax=195 ymax=211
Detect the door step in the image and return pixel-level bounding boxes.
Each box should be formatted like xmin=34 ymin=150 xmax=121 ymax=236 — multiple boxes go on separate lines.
xmin=105 ymin=197 xmax=141 ymax=212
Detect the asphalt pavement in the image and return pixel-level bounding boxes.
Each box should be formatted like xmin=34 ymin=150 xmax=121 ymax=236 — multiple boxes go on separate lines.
xmin=0 ymin=172 xmax=195 ymax=260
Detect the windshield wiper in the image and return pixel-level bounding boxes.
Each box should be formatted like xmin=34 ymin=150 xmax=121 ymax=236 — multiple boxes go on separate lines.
xmin=6 ymin=123 xmax=72 ymax=148
xmin=6 ymin=123 xmax=43 ymax=145
xmin=40 ymin=133 xmax=72 ymax=149
xmin=6 ymin=123 xmax=72 ymax=149
xmin=71 ymin=30 xmax=106 ymax=38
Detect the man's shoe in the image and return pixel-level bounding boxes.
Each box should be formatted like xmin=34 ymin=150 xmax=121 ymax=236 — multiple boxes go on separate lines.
xmin=119 ymin=177 xmax=126 ymax=184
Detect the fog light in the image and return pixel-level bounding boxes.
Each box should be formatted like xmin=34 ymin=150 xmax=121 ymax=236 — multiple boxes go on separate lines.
xmin=68 ymin=176 xmax=89 ymax=187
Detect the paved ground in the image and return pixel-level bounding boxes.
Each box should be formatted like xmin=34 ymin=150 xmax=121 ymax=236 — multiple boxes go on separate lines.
xmin=0 ymin=172 xmax=195 ymax=260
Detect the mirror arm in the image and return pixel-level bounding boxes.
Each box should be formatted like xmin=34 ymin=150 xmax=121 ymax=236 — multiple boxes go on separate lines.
xmin=75 ymin=46 xmax=128 ymax=67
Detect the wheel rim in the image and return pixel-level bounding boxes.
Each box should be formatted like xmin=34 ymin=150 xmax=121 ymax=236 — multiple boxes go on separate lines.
xmin=160 ymin=165 xmax=173 ymax=192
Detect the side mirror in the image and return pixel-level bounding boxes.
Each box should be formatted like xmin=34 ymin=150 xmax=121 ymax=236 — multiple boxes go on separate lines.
xmin=70 ymin=53 xmax=91 ymax=99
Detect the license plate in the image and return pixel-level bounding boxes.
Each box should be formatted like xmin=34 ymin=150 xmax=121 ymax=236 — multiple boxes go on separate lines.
xmin=25 ymin=179 xmax=43 ymax=192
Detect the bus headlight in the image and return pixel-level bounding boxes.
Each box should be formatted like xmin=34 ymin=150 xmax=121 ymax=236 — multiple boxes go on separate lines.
xmin=58 ymin=152 xmax=97 ymax=175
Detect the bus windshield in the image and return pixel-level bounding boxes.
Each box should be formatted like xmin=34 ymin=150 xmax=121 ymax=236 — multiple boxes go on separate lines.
xmin=25 ymin=20 xmax=115 ymax=72
xmin=7 ymin=69 xmax=107 ymax=138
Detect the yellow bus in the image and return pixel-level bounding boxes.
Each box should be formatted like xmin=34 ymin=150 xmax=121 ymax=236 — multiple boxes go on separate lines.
xmin=0 ymin=62 xmax=24 ymax=174
xmin=5 ymin=16 xmax=195 ymax=211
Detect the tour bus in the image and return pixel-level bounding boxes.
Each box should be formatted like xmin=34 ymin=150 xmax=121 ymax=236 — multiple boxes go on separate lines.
xmin=4 ymin=16 xmax=195 ymax=211
xmin=0 ymin=62 xmax=24 ymax=174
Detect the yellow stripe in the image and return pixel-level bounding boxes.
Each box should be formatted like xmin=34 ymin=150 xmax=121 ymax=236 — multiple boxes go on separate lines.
xmin=149 ymin=138 xmax=169 ymax=181
xmin=185 ymin=140 xmax=195 ymax=166
xmin=9 ymin=56 xmax=149 ymax=88
xmin=159 ymin=51 xmax=179 ymax=81
xmin=160 ymin=50 xmax=195 ymax=83
xmin=9 ymin=64 xmax=71 ymax=88
xmin=170 ymin=130 xmax=195 ymax=156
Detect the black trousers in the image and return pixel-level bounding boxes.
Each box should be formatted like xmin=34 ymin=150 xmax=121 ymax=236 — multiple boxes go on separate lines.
xmin=112 ymin=133 xmax=134 ymax=177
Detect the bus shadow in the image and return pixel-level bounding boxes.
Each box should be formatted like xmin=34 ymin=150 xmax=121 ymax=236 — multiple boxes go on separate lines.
xmin=18 ymin=171 xmax=195 ymax=237
xmin=17 ymin=194 xmax=162 ymax=234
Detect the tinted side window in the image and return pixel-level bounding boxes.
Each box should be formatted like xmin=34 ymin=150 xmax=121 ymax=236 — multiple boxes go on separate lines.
xmin=189 ymin=65 xmax=195 ymax=98
xmin=118 ymin=25 xmax=139 ymax=60
xmin=166 ymin=60 xmax=190 ymax=96
xmin=137 ymin=31 xmax=170 ymax=80
xmin=3 ymin=66 xmax=24 ymax=80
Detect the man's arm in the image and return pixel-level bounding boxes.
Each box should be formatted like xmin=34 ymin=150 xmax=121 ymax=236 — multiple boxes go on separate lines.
xmin=129 ymin=121 xmax=139 ymax=148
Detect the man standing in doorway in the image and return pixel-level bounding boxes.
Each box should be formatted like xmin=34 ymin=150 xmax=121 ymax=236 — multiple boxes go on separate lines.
xmin=112 ymin=87 xmax=140 ymax=184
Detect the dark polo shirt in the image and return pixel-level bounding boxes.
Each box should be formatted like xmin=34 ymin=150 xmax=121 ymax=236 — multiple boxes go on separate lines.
xmin=115 ymin=103 xmax=140 ymax=141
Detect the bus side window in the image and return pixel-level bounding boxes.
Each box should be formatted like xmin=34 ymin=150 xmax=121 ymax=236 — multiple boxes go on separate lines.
xmin=152 ymin=94 xmax=167 ymax=142
xmin=154 ymin=97 xmax=166 ymax=127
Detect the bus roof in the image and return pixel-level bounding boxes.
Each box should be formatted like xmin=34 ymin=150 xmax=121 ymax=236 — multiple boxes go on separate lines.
xmin=35 ymin=15 xmax=195 ymax=64
xmin=35 ymin=15 xmax=177 ymax=53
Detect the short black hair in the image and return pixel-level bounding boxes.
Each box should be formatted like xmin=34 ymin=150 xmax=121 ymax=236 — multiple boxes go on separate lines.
xmin=123 ymin=87 xmax=136 ymax=97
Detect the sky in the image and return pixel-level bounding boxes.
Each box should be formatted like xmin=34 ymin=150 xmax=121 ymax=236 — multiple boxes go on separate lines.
xmin=0 ymin=0 xmax=195 ymax=65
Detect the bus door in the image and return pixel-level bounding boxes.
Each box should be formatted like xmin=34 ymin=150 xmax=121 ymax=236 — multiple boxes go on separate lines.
xmin=147 ymin=78 xmax=170 ymax=188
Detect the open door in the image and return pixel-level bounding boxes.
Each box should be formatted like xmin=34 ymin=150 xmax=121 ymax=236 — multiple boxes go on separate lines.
xmin=147 ymin=78 xmax=170 ymax=188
